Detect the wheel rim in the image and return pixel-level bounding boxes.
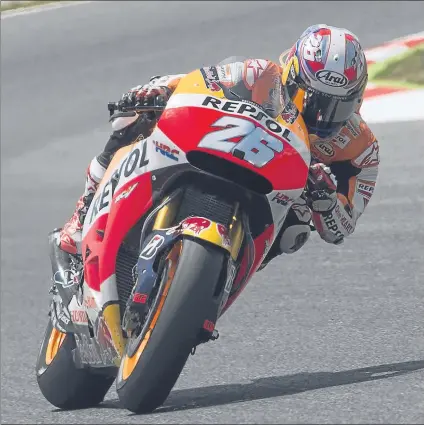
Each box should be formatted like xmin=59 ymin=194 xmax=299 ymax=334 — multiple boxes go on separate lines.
xmin=45 ymin=327 xmax=66 ymax=365
xmin=120 ymin=241 xmax=182 ymax=381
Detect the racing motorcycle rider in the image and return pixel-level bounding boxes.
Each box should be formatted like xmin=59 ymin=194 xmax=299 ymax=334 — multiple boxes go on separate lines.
xmin=58 ymin=24 xmax=379 ymax=270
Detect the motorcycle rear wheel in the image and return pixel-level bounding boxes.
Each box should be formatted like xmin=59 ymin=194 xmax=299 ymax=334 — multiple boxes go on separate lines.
xmin=116 ymin=238 xmax=226 ymax=413
xmin=35 ymin=320 xmax=115 ymax=409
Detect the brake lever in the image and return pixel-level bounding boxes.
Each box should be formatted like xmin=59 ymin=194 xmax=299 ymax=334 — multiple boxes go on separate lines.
xmin=108 ymin=101 xmax=120 ymax=117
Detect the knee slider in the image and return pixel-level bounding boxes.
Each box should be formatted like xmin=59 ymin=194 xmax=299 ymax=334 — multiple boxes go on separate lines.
xmin=279 ymin=224 xmax=311 ymax=254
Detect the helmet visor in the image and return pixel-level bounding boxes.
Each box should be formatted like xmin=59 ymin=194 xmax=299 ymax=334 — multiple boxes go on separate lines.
xmin=302 ymin=89 xmax=360 ymax=138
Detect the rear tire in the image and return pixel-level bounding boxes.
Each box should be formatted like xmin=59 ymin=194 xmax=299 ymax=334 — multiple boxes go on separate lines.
xmin=36 ymin=320 xmax=115 ymax=410
xmin=116 ymin=238 xmax=226 ymax=413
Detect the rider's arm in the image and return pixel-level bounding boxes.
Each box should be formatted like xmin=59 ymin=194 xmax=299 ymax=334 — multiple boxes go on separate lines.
xmin=111 ymin=74 xmax=186 ymax=132
xmin=127 ymin=74 xmax=186 ymax=99
xmin=311 ymin=125 xmax=380 ymax=244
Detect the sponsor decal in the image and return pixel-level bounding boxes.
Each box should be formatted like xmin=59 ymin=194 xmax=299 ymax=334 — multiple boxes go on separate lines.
xmin=353 ymin=142 xmax=380 ymax=168
xmin=57 ymin=310 xmax=70 ymax=326
xmin=303 ymin=32 xmax=324 ymax=63
xmin=200 ymin=66 xmax=221 ymax=92
xmin=133 ymin=293 xmax=148 ymax=304
xmin=340 ymin=217 xmax=354 ymax=234
xmin=244 ymin=59 xmax=268 ymax=88
xmin=345 ymin=203 xmax=353 ymax=218
xmin=54 ymin=269 xmax=79 ymax=289
xmin=349 ymin=37 xmax=366 ymax=74
xmin=165 ymin=225 xmax=180 ymax=236
xmin=115 ymin=182 xmax=138 ymax=203
xmin=332 ymin=132 xmax=351 ymax=149
xmin=153 ymin=140 xmax=179 ymax=161
xmin=201 ymin=96 xmax=293 ymax=142
xmin=140 ymin=234 xmax=165 ymax=260
xmin=280 ymin=101 xmax=299 ymax=124
xmin=271 ymin=192 xmax=293 ymax=206
xmin=225 ymin=263 xmax=237 ymax=293
xmin=291 ymin=202 xmax=311 ymax=219
xmin=345 ymin=115 xmax=361 ymax=137
xmin=71 ymin=310 xmax=88 ymax=325
xmin=357 ymin=181 xmax=375 ymax=199
xmin=316 ymin=70 xmax=348 ymax=87
xmin=289 ymin=61 xmax=297 ymax=79
xmin=218 ymin=261 xmax=237 ymax=315
xmin=181 ymin=217 xmax=212 ymax=236
xmin=95 ymin=316 xmax=119 ymax=364
xmin=199 ymin=98 xmax=296 ymax=168
xmin=323 ymin=211 xmax=343 ymax=237
xmin=216 ymin=223 xmax=231 ymax=248
xmin=89 ymin=141 xmax=149 ymax=224
xmin=314 ymin=141 xmax=335 ymax=157
xmin=216 ymin=64 xmax=232 ymax=84
xmin=83 ymin=296 xmax=97 ymax=309
xmin=333 ymin=205 xmax=354 ymax=234
xmin=263 ymin=237 xmax=272 ymax=256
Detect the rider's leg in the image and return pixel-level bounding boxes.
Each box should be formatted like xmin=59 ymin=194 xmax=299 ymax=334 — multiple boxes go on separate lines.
xmin=59 ymin=157 xmax=106 ymax=255
xmin=58 ymin=116 xmax=153 ymax=254
xmin=259 ymin=198 xmax=312 ymax=270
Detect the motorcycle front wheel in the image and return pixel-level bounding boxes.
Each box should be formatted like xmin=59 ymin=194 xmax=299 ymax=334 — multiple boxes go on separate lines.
xmin=116 ymin=238 xmax=226 ymax=413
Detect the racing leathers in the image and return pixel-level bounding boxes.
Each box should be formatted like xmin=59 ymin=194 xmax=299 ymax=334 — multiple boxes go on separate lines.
xmin=59 ymin=59 xmax=379 ymax=268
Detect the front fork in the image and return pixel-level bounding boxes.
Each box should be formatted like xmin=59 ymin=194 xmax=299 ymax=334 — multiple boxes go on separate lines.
xmin=121 ymin=192 xmax=245 ymax=336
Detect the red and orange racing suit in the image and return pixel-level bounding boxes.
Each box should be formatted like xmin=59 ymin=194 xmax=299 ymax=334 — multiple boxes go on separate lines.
xmin=138 ymin=58 xmax=379 ymax=245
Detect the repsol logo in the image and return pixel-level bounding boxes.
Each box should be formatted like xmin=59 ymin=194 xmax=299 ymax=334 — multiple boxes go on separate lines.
xmin=334 ymin=205 xmax=354 ymax=234
xmin=89 ymin=142 xmax=149 ymax=223
xmin=358 ymin=183 xmax=374 ymax=200
xmin=323 ymin=211 xmax=343 ymax=237
xmin=202 ymin=96 xmax=292 ymax=141
xmin=315 ymin=70 xmax=348 ymax=88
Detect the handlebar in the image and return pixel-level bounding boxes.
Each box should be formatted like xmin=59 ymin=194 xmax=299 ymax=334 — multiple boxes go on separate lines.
xmin=107 ymin=101 xmax=166 ymax=116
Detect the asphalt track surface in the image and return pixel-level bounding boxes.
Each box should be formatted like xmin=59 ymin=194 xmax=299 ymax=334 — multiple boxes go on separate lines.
xmin=1 ymin=1 xmax=424 ymax=423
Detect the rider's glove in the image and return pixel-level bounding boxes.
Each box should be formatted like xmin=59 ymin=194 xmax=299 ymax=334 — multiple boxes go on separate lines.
xmin=120 ymin=83 xmax=171 ymax=108
xmin=306 ymin=163 xmax=338 ymax=213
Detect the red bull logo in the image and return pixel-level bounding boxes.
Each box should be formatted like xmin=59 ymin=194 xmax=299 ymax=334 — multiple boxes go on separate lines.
xmin=95 ymin=316 xmax=118 ymax=364
xmin=181 ymin=217 xmax=211 ymax=236
xmin=216 ymin=223 xmax=231 ymax=248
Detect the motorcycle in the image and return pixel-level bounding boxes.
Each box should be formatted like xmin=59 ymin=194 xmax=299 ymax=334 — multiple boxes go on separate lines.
xmin=35 ymin=65 xmax=311 ymax=413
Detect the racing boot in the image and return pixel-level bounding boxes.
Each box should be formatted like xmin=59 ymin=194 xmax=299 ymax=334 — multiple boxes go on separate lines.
xmin=258 ymin=198 xmax=312 ymax=271
xmin=59 ymin=157 xmax=106 ymax=255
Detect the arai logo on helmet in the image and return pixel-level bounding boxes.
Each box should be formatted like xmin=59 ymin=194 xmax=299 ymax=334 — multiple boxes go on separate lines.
xmin=315 ymin=70 xmax=348 ymax=87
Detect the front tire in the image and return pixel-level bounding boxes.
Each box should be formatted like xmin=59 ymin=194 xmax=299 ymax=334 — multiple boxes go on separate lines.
xmin=36 ymin=320 xmax=115 ymax=409
xmin=116 ymin=238 xmax=226 ymax=413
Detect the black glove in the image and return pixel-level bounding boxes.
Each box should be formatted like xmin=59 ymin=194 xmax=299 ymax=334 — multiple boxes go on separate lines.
xmin=120 ymin=83 xmax=171 ymax=108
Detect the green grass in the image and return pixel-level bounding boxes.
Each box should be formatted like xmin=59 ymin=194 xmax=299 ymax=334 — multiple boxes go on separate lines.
xmin=369 ymin=45 xmax=424 ymax=88
xmin=0 ymin=1 xmax=60 ymax=12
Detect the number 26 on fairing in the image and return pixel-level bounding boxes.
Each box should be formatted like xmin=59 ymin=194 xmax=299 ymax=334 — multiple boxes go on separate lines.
xmin=198 ymin=116 xmax=284 ymax=168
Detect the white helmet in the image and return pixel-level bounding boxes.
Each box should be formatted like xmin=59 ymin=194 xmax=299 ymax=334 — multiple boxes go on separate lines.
xmin=281 ymin=24 xmax=368 ymax=138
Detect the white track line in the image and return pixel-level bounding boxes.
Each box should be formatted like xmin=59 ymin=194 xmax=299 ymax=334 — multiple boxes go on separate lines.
xmin=392 ymin=31 xmax=424 ymax=43
xmin=361 ymin=89 xmax=424 ymax=124
xmin=1 ymin=1 xmax=93 ymax=19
